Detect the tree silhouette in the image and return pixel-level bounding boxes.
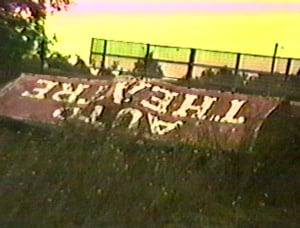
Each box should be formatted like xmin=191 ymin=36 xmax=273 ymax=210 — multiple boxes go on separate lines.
xmin=0 ymin=0 xmax=70 ymax=76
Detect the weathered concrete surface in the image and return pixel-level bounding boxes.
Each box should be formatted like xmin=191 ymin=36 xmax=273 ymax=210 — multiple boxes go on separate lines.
xmin=0 ymin=73 xmax=288 ymax=151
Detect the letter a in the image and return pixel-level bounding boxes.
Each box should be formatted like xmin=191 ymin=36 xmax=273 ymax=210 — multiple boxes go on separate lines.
xmin=147 ymin=113 xmax=183 ymax=135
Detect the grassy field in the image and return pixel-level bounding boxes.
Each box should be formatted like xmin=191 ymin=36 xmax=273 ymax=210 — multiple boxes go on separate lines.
xmin=0 ymin=116 xmax=299 ymax=227
xmin=0 ymin=68 xmax=299 ymax=227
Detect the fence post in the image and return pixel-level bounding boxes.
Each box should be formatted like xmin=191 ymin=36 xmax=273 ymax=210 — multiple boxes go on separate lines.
xmin=186 ymin=48 xmax=196 ymax=80
xmin=234 ymin=53 xmax=241 ymax=75
xmin=101 ymin=39 xmax=107 ymax=70
xmin=144 ymin=43 xmax=150 ymax=77
xmin=89 ymin=38 xmax=95 ymax=66
xmin=271 ymin=43 xmax=278 ymax=75
xmin=284 ymin=58 xmax=292 ymax=81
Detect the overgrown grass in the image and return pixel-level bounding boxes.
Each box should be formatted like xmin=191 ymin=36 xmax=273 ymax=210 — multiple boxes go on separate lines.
xmin=0 ymin=118 xmax=299 ymax=227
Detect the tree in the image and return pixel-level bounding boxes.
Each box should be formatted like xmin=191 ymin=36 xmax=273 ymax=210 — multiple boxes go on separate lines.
xmin=0 ymin=0 xmax=70 ymax=76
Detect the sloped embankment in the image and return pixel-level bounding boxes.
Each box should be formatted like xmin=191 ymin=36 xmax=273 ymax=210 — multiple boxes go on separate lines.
xmin=0 ymin=73 xmax=293 ymax=151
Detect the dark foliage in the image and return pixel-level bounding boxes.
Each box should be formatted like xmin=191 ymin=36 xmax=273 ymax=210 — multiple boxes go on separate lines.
xmin=0 ymin=117 xmax=299 ymax=227
xmin=0 ymin=0 xmax=70 ymax=76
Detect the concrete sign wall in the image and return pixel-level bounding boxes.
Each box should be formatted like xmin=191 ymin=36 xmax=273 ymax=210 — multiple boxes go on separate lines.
xmin=0 ymin=73 xmax=285 ymax=151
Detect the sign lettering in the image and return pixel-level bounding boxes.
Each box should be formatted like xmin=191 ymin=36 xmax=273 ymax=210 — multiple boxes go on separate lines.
xmin=0 ymin=74 xmax=284 ymax=151
xmin=22 ymin=79 xmax=58 ymax=100
xmin=172 ymin=94 xmax=218 ymax=120
xmin=147 ymin=113 xmax=183 ymax=135
xmin=141 ymin=86 xmax=178 ymax=114
xmin=52 ymin=83 xmax=90 ymax=104
xmin=220 ymin=99 xmax=246 ymax=124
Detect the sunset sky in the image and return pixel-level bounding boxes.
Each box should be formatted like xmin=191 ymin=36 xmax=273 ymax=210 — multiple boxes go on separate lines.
xmin=45 ymin=0 xmax=300 ymax=64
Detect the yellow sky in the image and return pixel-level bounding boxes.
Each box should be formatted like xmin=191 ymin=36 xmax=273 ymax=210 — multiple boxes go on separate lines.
xmin=45 ymin=0 xmax=300 ymax=64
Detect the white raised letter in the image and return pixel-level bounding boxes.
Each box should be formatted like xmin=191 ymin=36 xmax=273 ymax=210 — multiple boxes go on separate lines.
xmin=172 ymin=94 xmax=217 ymax=120
xmin=141 ymin=86 xmax=178 ymax=114
xmin=147 ymin=113 xmax=183 ymax=135
xmin=78 ymin=105 xmax=105 ymax=125
xmin=113 ymin=81 xmax=131 ymax=104
xmin=220 ymin=99 xmax=246 ymax=124
xmin=52 ymin=83 xmax=90 ymax=104
xmin=22 ymin=79 xmax=58 ymax=100
xmin=127 ymin=81 xmax=152 ymax=95
xmin=91 ymin=85 xmax=109 ymax=101
xmin=52 ymin=107 xmax=81 ymax=120
xmin=52 ymin=107 xmax=65 ymax=120
xmin=89 ymin=105 xmax=105 ymax=123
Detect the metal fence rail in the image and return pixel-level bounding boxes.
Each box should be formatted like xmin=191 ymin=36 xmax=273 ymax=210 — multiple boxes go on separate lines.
xmin=89 ymin=38 xmax=300 ymax=79
xmin=89 ymin=38 xmax=300 ymax=100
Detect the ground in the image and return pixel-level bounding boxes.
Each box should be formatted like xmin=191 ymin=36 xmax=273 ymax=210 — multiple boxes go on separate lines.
xmin=0 ymin=116 xmax=299 ymax=227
